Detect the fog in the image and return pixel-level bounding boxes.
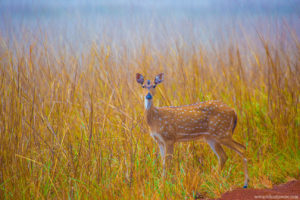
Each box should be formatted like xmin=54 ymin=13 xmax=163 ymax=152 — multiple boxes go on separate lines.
xmin=1 ymin=0 xmax=299 ymax=52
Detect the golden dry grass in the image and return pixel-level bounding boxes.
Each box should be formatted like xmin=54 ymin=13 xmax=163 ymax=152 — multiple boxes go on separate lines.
xmin=0 ymin=27 xmax=299 ymax=199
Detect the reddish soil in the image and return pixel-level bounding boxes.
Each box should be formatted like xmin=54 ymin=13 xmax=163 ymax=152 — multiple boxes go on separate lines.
xmin=213 ymin=180 xmax=300 ymax=200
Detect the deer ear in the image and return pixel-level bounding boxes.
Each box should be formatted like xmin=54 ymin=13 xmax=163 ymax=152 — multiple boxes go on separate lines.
xmin=154 ymin=73 xmax=164 ymax=85
xmin=136 ymin=73 xmax=144 ymax=85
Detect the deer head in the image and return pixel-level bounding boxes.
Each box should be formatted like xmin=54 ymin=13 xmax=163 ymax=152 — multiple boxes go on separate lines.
xmin=136 ymin=73 xmax=164 ymax=110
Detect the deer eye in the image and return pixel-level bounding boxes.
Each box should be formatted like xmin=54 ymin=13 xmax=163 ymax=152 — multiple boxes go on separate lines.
xmin=153 ymin=85 xmax=156 ymax=88
xmin=142 ymin=85 xmax=145 ymax=88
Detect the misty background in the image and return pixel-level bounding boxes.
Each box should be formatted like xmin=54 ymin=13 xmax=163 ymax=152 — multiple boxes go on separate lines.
xmin=0 ymin=0 xmax=299 ymax=53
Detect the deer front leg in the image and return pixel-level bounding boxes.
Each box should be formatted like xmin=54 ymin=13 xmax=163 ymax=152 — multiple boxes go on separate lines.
xmin=158 ymin=142 xmax=166 ymax=176
xmin=166 ymin=142 xmax=174 ymax=167
xmin=160 ymin=142 xmax=174 ymax=176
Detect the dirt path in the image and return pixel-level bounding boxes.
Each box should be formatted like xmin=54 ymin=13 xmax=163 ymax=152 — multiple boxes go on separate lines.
xmin=212 ymin=180 xmax=300 ymax=200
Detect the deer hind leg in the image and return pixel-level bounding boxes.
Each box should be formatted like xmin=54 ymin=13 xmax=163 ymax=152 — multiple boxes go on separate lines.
xmin=219 ymin=138 xmax=249 ymax=188
xmin=206 ymin=139 xmax=228 ymax=170
xmin=232 ymin=140 xmax=246 ymax=152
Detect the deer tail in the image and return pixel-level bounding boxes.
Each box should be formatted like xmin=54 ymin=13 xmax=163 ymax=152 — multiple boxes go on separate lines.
xmin=232 ymin=112 xmax=237 ymax=133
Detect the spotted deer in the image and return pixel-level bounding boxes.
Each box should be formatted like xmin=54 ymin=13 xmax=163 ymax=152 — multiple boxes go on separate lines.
xmin=136 ymin=73 xmax=249 ymax=188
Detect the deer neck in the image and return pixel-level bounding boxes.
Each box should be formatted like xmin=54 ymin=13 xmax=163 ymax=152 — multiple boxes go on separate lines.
xmin=145 ymin=99 xmax=158 ymax=126
xmin=144 ymin=97 xmax=152 ymax=110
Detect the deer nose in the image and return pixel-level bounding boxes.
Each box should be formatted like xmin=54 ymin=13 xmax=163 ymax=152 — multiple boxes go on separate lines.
xmin=146 ymin=93 xmax=152 ymax=100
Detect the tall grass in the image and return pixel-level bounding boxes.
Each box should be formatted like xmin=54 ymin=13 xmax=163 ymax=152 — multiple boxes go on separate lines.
xmin=0 ymin=27 xmax=299 ymax=199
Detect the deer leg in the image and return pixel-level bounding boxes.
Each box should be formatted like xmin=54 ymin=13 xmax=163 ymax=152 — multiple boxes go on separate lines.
xmin=232 ymin=140 xmax=246 ymax=152
xmin=206 ymin=139 xmax=228 ymax=170
xmin=219 ymin=139 xmax=249 ymax=188
xmin=165 ymin=142 xmax=174 ymax=169
xmin=158 ymin=142 xmax=166 ymax=176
